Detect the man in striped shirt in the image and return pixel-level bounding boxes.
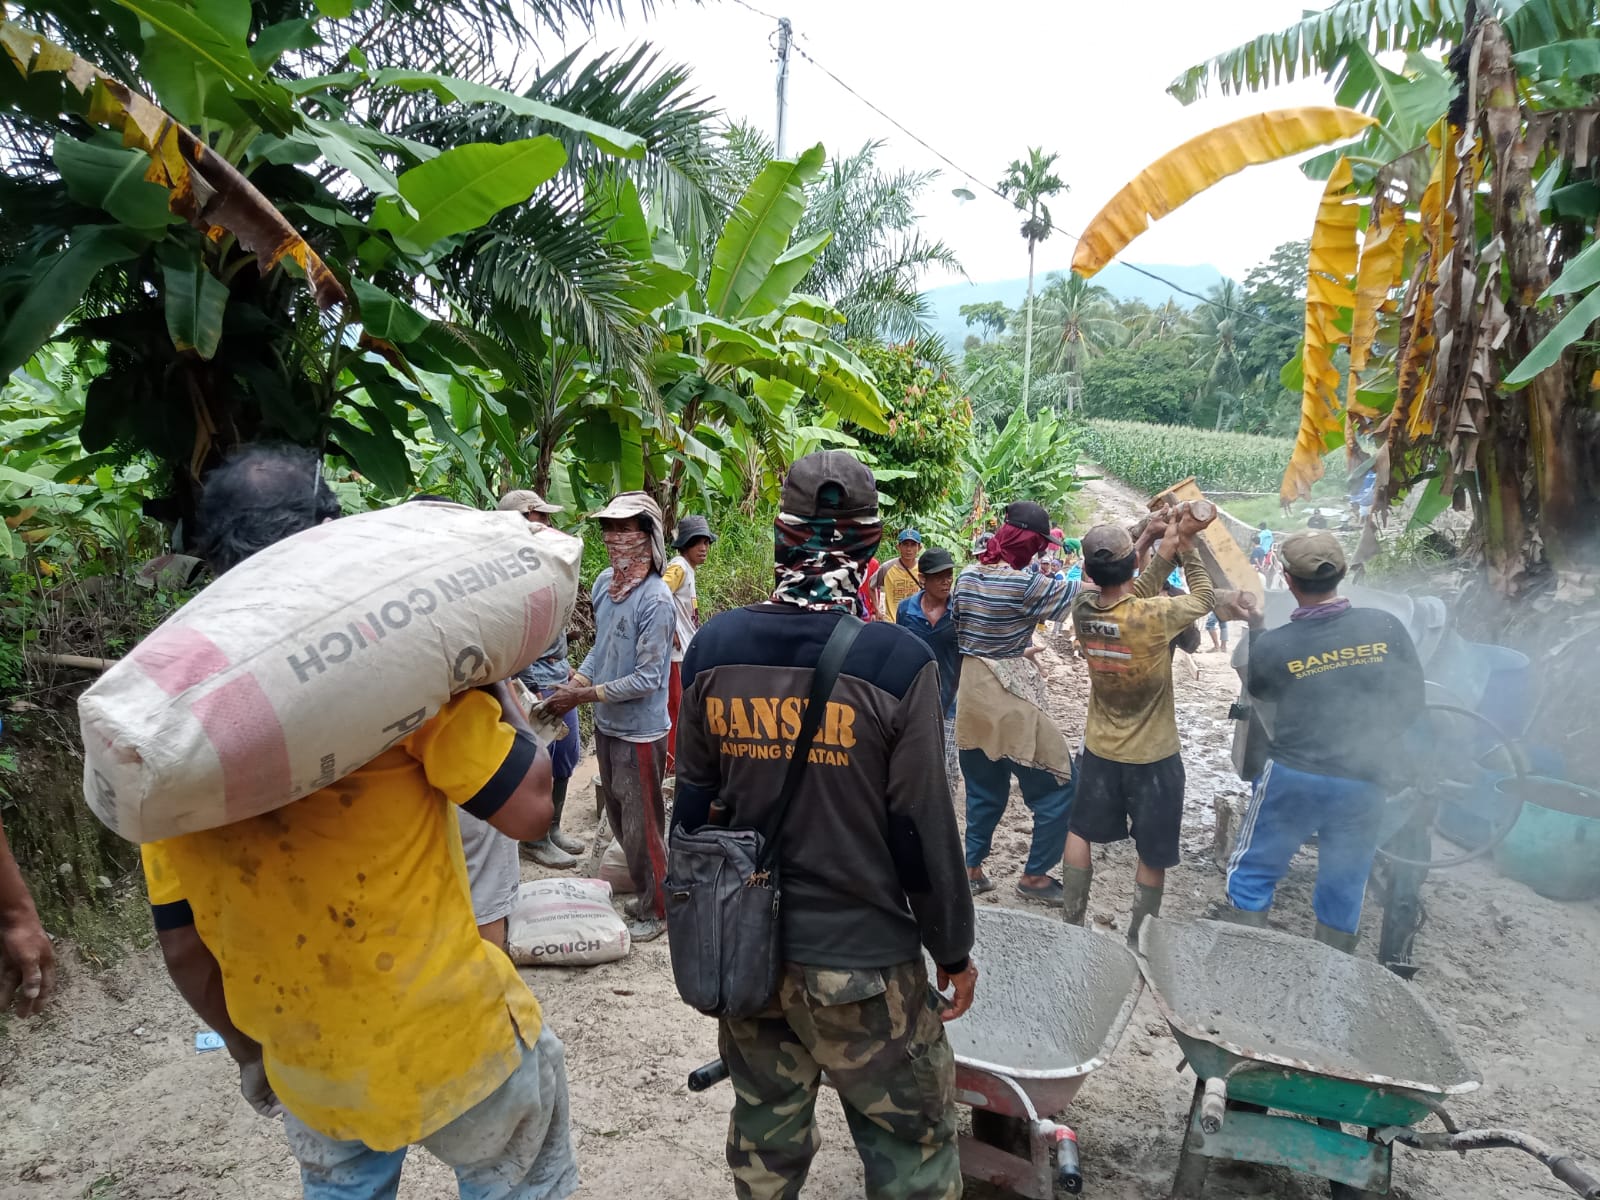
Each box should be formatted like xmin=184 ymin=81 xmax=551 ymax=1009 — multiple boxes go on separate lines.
xmin=949 ymin=502 xmax=1079 ymax=903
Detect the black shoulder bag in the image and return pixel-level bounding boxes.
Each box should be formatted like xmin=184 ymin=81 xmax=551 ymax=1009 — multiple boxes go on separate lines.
xmin=664 ymin=614 xmax=863 ymax=1019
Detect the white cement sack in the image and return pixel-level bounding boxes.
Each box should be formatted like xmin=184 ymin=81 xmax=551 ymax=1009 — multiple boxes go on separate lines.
xmin=507 ymin=877 xmax=630 ymax=966
xmin=79 ymin=503 xmax=582 ymax=843
xmin=599 ymin=838 xmax=637 ymax=895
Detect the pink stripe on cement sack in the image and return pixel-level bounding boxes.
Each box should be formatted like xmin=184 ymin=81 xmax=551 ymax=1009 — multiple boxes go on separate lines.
xmin=190 ymin=675 xmax=292 ymax=822
xmin=131 ymin=627 xmax=231 ymax=696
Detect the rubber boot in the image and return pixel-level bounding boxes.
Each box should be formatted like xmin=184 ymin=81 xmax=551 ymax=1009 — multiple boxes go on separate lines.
xmin=1061 ymin=864 xmax=1092 ymax=926
xmin=547 ymin=777 xmax=587 ymax=856
xmin=1313 ymin=921 xmax=1361 ymax=955
xmin=523 ymin=779 xmax=579 ymax=868
xmin=1126 ymin=882 xmax=1163 ymax=950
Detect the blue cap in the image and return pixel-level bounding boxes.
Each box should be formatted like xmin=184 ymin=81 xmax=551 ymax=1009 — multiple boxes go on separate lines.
xmin=896 ymin=527 xmax=923 ymax=545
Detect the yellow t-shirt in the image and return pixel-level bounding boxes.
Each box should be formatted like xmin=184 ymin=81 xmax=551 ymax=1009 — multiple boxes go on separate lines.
xmin=1072 ymin=551 xmax=1213 ymax=764
xmin=880 ymin=561 xmax=922 ymax=623
xmin=140 ymin=690 xmax=542 ymax=1151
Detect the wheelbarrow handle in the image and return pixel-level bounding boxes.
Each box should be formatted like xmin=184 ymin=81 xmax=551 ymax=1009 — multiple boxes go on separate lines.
xmin=1552 ymin=1156 xmax=1600 ymax=1200
xmin=1380 ymin=1126 xmax=1600 ymax=1199
xmin=688 ymin=1058 xmax=730 ymax=1092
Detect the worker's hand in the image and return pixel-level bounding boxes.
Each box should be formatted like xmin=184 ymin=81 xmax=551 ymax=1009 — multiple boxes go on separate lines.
xmin=540 ymin=683 xmax=595 ymax=717
xmin=1235 ymin=591 xmax=1266 ymax=629
xmin=0 ymin=908 xmax=56 ymax=1017
xmin=937 ymin=961 xmax=979 ymax=1022
xmin=239 ymin=1055 xmax=283 ymax=1119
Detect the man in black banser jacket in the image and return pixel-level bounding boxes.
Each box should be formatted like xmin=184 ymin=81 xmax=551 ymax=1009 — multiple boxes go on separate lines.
xmin=1227 ymin=530 xmax=1424 ymax=952
xmin=674 ymin=449 xmax=976 ymax=1200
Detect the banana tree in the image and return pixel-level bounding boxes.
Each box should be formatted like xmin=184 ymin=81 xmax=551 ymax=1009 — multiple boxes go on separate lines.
xmin=0 ymin=3 xmax=658 ymax=522
xmin=642 ymin=144 xmax=887 ymax=524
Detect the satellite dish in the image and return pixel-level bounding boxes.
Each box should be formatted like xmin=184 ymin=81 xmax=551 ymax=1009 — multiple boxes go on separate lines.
xmin=951 ymin=187 xmax=975 ymax=202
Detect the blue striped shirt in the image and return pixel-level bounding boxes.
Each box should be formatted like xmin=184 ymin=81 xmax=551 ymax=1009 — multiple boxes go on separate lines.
xmin=950 ymin=564 xmax=1079 ymax=659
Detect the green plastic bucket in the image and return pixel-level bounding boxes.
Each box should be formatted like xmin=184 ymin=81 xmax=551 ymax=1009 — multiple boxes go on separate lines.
xmin=1492 ymin=776 xmax=1600 ymax=901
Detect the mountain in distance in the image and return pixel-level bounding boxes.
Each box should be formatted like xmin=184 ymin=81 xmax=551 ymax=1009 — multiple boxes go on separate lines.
xmin=922 ymin=261 xmax=1228 ymax=350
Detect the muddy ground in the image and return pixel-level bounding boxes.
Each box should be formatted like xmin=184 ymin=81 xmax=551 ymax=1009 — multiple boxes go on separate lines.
xmin=2 ymin=474 xmax=1597 ymax=1199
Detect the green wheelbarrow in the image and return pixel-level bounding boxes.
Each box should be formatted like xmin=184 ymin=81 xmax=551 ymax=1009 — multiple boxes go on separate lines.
xmin=1137 ymin=918 xmax=1599 ymax=1199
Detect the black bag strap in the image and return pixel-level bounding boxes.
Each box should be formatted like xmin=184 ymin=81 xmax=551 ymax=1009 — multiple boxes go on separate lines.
xmin=757 ymin=613 xmax=863 ymax=870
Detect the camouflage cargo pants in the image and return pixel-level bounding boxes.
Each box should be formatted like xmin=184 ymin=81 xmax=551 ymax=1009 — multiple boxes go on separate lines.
xmin=718 ymin=959 xmax=960 ymax=1200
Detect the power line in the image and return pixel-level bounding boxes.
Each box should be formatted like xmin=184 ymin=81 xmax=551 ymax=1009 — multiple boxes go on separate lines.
xmin=727 ymin=8 xmax=1305 ymax=338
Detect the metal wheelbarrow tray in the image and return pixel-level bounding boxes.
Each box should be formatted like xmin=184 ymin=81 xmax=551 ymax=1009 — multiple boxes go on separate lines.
xmin=937 ymin=906 xmax=1144 ymax=1197
xmin=1137 ymin=917 xmax=1479 ymax=1197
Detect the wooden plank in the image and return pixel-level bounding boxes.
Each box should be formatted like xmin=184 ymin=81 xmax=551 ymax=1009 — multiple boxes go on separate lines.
xmin=1151 ymin=476 xmax=1265 ymax=605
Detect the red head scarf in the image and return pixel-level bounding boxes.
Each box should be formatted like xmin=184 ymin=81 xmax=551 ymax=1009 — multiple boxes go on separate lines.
xmin=978 ymin=522 xmax=1046 ymax=570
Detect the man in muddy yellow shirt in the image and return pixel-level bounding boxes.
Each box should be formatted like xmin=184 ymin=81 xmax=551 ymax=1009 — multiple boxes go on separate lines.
xmin=1065 ymin=514 xmax=1212 ymax=947
xmin=141 ymin=445 xmax=575 ymax=1200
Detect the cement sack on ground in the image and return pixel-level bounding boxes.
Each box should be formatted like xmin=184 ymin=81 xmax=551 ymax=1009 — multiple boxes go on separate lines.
xmin=599 ymin=838 xmax=637 ymax=895
xmin=79 ymin=503 xmax=582 ymax=842
xmin=507 ymin=878 xmax=630 ymax=966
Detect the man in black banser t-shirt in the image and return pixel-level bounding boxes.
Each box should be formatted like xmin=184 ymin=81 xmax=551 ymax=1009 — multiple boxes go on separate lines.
xmin=1226 ymin=530 xmax=1424 ymax=952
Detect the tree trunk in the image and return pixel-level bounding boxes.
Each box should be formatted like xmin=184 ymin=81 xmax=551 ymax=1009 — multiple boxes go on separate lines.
xmin=1022 ymin=233 xmax=1037 ymax=414
xmin=1480 ymin=18 xmax=1583 ymax=587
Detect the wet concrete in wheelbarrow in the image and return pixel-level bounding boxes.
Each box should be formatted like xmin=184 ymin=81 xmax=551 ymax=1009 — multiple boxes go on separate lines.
xmin=935 ymin=906 xmax=1143 ymax=1077
xmin=1138 ymin=917 xmax=1479 ymax=1093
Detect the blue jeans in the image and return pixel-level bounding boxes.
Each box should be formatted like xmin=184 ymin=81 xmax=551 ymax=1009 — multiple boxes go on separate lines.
xmin=1226 ymin=760 xmax=1384 ymax=934
xmin=960 ymin=749 xmax=1073 ymax=876
xmin=282 ymin=1028 xmax=577 ymax=1200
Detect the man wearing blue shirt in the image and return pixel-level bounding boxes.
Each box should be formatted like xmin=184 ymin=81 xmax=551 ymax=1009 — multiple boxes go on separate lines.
xmin=541 ymin=492 xmax=675 ymax=942
xmin=896 ymin=547 xmax=959 ymax=796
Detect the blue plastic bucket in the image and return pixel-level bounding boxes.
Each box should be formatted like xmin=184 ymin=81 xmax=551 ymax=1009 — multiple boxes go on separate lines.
xmin=1492 ymin=777 xmax=1600 ymax=902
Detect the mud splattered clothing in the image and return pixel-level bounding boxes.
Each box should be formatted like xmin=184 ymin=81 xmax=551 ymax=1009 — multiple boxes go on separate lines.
xmin=284 ymin=1027 xmax=577 ymax=1200
xmin=1071 ymin=550 xmax=1213 ymax=764
xmin=577 ymin=569 xmax=674 ymax=742
xmin=138 ymin=690 xmax=545 ymax=1150
xmin=594 ymin=732 xmax=669 ymax=921
xmin=720 ymin=960 xmax=959 ymax=1200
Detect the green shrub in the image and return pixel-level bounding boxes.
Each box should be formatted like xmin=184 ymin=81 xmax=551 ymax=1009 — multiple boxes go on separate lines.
xmin=1079 ymin=420 xmax=1294 ymax=495
xmin=846 ymin=342 xmax=972 ymax=516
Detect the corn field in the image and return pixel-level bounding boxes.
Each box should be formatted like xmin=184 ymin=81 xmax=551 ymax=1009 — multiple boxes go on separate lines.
xmin=1079 ymin=420 xmax=1295 ymax=496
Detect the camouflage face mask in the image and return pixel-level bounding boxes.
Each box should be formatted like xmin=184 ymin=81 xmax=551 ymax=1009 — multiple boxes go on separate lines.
xmin=770 ymin=513 xmax=883 ymax=613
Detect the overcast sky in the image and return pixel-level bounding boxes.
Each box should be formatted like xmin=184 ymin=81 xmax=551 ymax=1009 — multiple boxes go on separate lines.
xmin=558 ymin=0 xmax=1339 ymax=288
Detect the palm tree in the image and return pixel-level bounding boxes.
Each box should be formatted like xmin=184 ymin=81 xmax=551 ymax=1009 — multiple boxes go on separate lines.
xmin=1185 ymin=280 xmax=1247 ymax=427
xmin=1128 ymin=298 xmax=1186 ymax=347
xmin=997 ymin=148 xmax=1066 ymax=413
xmin=1029 ymin=272 xmax=1122 ymax=413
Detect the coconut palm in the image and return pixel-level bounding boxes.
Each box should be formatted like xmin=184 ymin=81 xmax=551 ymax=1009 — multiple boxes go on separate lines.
xmin=1029 ymin=272 xmax=1123 ymax=413
xmin=997 ymin=147 xmax=1066 ymax=413
xmin=1185 ymin=280 xmax=1248 ymax=427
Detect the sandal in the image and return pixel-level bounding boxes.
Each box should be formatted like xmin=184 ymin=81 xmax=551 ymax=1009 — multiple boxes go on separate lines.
xmin=968 ymin=873 xmax=997 ymax=895
xmin=1015 ymin=877 xmax=1064 ymax=904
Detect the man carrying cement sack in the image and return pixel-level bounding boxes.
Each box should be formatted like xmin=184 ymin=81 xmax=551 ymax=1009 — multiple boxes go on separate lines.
xmin=500 ymin=489 xmax=587 ymax=870
xmin=673 ymin=450 xmax=975 ymax=1200
xmin=540 ymin=492 xmax=675 ymax=943
xmin=1064 ymin=511 xmax=1213 ymax=949
xmin=140 ymin=446 xmax=577 ymax=1200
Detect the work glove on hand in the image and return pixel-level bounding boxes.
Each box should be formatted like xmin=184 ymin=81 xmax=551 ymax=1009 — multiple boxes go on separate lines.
xmin=239 ymin=1057 xmax=284 ymax=1119
xmin=0 ymin=909 xmax=56 ymax=1017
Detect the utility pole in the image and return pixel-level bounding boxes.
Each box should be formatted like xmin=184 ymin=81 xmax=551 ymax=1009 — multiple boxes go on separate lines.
xmin=775 ymin=17 xmax=792 ymax=157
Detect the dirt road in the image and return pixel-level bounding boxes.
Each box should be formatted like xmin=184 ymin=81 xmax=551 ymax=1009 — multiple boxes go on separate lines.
xmin=3 ymin=474 xmax=1597 ymax=1199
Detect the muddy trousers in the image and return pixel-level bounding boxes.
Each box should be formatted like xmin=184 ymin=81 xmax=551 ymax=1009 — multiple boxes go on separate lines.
xmin=719 ymin=960 xmax=961 ymax=1200
xmin=1226 ymin=759 xmax=1384 ymax=934
xmin=594 ymin=732 xmax=669 ymax=920
xmin=281 ymin=1027 xmax=576 ymax=1200
xmin=961 ymin=749 xmax=1074 ymax=876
